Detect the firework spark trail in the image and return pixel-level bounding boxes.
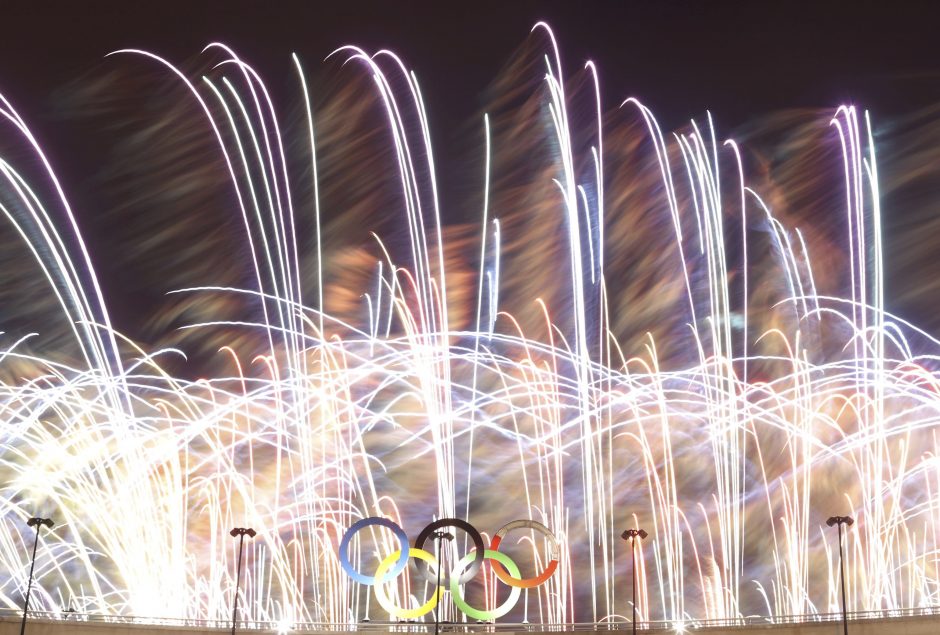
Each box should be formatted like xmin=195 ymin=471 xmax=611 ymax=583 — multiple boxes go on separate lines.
xmin=0 ymin=23 xmax=937 ymax=627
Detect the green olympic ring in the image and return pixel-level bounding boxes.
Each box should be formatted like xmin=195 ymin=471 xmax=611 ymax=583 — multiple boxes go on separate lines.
xmin=449 ymin=549 xmax=522 ymax=621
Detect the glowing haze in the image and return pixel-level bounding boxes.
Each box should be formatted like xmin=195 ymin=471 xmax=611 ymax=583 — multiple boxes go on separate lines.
xmin=0 ymin=22 xmax=936 ymax=626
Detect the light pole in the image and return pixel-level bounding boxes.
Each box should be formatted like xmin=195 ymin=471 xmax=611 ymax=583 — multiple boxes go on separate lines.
xmin=432 ymin=530 xmax=454 ymax=635
xmin=229 ymin=527 xmax=256 ymax=635
xmin=20 ymin=517 xmax=54 ymax=635
xmin=826 ymin=516 xmax=853 ymax=635
xmin=621 ymin=528 xmax=648 ymax=635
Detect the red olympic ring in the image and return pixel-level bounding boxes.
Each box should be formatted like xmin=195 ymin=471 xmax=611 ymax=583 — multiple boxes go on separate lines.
xmin=489 ymin=519 xmax=560 ymax=588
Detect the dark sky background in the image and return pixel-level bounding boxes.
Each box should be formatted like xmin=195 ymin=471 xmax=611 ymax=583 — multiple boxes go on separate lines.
xmin=1 ymin=0 xmax=940 ymax=340
xmin=3 ymin=2 xmax=939 ymax=129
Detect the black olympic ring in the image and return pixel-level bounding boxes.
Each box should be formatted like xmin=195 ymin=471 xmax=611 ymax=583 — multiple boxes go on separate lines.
xmin=413 ymin=518 xmax=486 ymax=586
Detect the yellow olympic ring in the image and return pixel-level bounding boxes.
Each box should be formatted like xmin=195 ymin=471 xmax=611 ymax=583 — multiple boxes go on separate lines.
xmin=372 ymin=548 xmax=443 ymax=619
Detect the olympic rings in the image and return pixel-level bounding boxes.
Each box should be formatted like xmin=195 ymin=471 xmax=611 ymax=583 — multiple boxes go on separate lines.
xmin=338 ymin=517 xmax=558 ymax=620
xmin=489 ymin=519 xmax=560 ymax=589
xmin=373 ymin=548 xmax=443 ymax=619
xmin=338 ymin=517 xmax=410 ymax=585
xmin=450 ymin=549 xmax=521 ymax=621
xmin=413 ymin=518 xmax=486 ymax=586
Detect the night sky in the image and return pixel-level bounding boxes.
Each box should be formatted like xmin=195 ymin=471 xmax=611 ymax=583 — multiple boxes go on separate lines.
xmin=4 ymin=2 xmax=939 ymax=128
xmin=1 ymin=0 xmax=940 ymax=336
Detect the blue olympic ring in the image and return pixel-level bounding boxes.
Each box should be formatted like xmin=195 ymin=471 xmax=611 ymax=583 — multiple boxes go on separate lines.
xmin=338 ymin=517 xmax=410 ymax=585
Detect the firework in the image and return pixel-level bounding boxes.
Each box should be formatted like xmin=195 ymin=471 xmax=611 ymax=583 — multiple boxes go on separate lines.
xmin=0 ymin=23 xmax=936 ymax=628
